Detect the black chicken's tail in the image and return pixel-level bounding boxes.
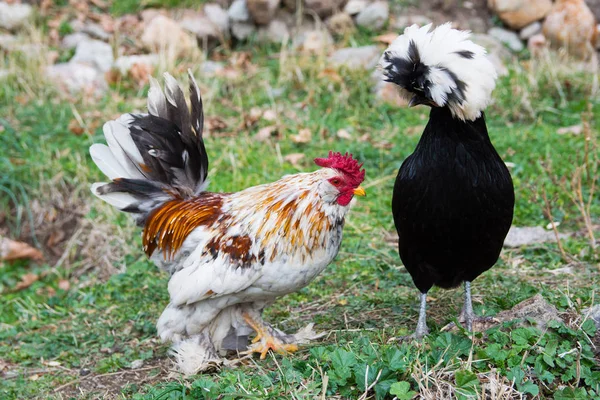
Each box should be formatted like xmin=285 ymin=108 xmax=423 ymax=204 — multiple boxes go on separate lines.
xmin=90 ymin=70 xmax=209 ymax=225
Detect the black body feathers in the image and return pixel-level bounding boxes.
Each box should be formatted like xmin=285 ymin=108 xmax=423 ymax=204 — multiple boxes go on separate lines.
xmin=392 ymin=107 xmax=514 ymax=293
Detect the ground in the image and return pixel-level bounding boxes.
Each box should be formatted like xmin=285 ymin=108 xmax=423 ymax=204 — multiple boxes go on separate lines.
xmin=1 ymin=1 xmax=599 ymax=399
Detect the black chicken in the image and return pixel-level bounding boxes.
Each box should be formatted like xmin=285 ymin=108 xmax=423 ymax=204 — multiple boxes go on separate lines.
xmin=381 ymin=23 xmax=515 ymax=337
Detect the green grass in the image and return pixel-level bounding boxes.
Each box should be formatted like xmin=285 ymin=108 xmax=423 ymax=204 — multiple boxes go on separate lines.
xmin=1 ymin=30 xmax=599 ymax=399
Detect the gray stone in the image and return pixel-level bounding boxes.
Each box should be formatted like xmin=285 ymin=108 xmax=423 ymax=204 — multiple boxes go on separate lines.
xmin=179 ymin=14 xmax=219 ymax=40
xmin=304 ymin=0 xmax=348 ymax=18
xmin=583 ymin=305 xmax=600 ymax=330
xmin=292 ymin=29 xmax=333 ymax=53
xmin=231 ymin=22 xmax=256 ymax=40
xmin=130 ymin=359 xmax=144 ymax=369
xmin=0 ymin=34 xmax=17 ymax=51
xmin=258 ymin=20 xmax=289 ymax=43
xmin=488 ymin=52 xmax=508 ymax=77
xmin=393 ymin=14 xmax=432 ymax=29
xmin=488 ymin=27 xmax=524 ymax=52
xmin=355 ymin=1 xmax=389 ymax=30
xmin=519 ymin=21 xmax=542 ymax=40
xmin=200 ymin=60 xmax=225 ymax=76
xmin=471 ymin=33 xmax=513 ymax=61
xmin=228 ymin=0 xmax=251 ymax=22
xmin=144 ymin=14 xmax=197 ymax=57
xmin=503 ymin=226 xmax=569 ymax=248
xmin=61 ymin=32 xmax=91 ymax=50
xmin=247 ymin=0 xmax=281 ymax=25
xmin=0 ymin=2 xmax=32 ymax=31
xmin=496 ymin=294 xmax=560 ymax=329
xmin=46 ymin=62 xmax=107 ymax=94
xmin=113 ymin=54 xmax=159 ymax=75
xmin=71 ymin=39 xmax=114 ymax=73
xmin=343 ymin=0 xmax=368 ymax=15
xmin=329 ymin=45 xmax=379 ymax=69
xmin=205 ymin=4 xmax=230 ymax=34
xmin=326 ymin=12 xmax=355 ymax=36
xmin=82 ymin=22 xmax=111 ymax=41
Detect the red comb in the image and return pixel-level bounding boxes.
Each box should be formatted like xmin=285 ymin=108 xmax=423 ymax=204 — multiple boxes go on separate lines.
xmin=314 ymin=151 xmax=365 ymax=186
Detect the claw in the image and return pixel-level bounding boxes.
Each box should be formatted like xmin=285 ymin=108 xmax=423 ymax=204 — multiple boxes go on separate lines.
xmin=241 ymin=312 xmax=299 ymax=359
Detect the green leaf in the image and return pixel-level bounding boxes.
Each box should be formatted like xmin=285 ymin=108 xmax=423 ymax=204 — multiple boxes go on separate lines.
xmin=518 ymin=381 xmax=539 ymax=396
xmin=389 ymin=381 xmax=417 ymax=400
xmin=582 ymin=319 xmax=597 ymax=336
xmin=455 ymin=370 xmax=480 ymax=399
xmin=329 ymin=349 xmax=356 ymax=384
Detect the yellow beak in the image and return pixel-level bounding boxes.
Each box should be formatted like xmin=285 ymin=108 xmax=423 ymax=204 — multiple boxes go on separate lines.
xmin=353 ymin=186 xmax=366 ymax=197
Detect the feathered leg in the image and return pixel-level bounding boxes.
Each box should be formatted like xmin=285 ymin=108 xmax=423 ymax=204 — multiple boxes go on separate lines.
xmin=414 ymin=292 xmax=429 ymax=338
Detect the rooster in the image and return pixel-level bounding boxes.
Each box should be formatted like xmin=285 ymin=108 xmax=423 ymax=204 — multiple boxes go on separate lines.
xmin=89 ymin=71 xmax=366 ymax=373
xmin=381 ymin=24 xmax=514 ymax=338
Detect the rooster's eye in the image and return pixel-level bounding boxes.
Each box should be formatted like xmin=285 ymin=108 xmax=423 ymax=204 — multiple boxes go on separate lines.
xmin=331 ymin=178 xmax=341 ymax=186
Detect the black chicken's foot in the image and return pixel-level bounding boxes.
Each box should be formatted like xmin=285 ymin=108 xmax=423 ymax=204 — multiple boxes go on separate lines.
xmin=392 ymin=292 xmax=429 ymax=342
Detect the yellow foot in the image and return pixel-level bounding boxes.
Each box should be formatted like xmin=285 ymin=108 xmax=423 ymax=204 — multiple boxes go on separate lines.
xmin=244 ymin=340 xmax=299 ymax=360
xmin=241 ymin=312 xmax=299 ymax=359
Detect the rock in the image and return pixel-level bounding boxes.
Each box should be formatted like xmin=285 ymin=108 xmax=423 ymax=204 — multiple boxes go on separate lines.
xmin=487 ymin=53 xmax=508 ymax=76
xmin=543 ymin=0 xmax=598 ymax=59
xmin=392 ymin=14 xmax=432 ymax=29
xmin=292 ymin=29 xmax=333 ymax=53
xmin=519 ymin=21 xmax=542 ymax=40
xmin=0 ymin=1 xmax=33 ymax=31
xmin=231 ymin=22 xmax=256 ymax=40
xmin=527 ymin=33 xmax=547 ymax=56
xmin=583 ymin=305 xmax=600 ymax=329
xmin=82 ymin=22 xmax=111 ymax=41
xmin=113 ymin=54 xmax=159 ymax=75
xmin=496 ymin=294 xmax=560 ymax=329
xmin=258 ymin=20 xmax=289 ymax=43
xmin=205 ymin=4 xmax=230 ymax=34
xmin=130 ymin=359 xmax=144 ymax=369
xmin=143 ymin=15 xmax=197 ymax=58
xmin=487 ymin=0 xmax=552 ymax=30
xmin=247 ymin=0 xmax=281 ymax=25
xmin=200 ymin=60 xmax=225 ymax=76
xmin=179 ymin=13 xmax=219 ymax=41
xmin=488 ymin=27 xmax=525 ymax=52
xmin=71 ymin=39 xmax=114 ymax=73
xmin=355 ymin=2 xmax=389 ymax=30
xmin=304 ymin=0 xmax=348 ymax=18
xmin=464 ymin=17 xmax=488 ymax=34
xmin=329 ymin=45 xmax=379 ymax=69
xmin=0 ymin=34 xmax=17 ymax=51
xmin=326 ymin=12 xmax=355 ymax=36
xmin=343 ymin=0 xmax=368 ymax=15
xmin=228 ymin=0 xmax=251 ymax=22
xmin=61 ymin=32 xmax=91 ymax=50
xmin=503 ymin=226 xmax=570 ymax=248
xmin=46 ymin=63 xmax=107 ymax=95
xmin=471 ymin=33 xmax=514 ymax=61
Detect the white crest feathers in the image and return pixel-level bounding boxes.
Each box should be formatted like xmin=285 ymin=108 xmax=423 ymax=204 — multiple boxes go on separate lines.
xmin=380 ymin=23 xmax=498 ymax=121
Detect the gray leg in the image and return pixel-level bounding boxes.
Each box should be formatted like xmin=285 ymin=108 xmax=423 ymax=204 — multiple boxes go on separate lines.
xmin=461 ymin=281 xmax=474 ymax=332
xmin=415 ymin=292 xmax=429 ymax=338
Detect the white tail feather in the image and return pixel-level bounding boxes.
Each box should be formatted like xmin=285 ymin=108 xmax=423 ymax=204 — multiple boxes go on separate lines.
xmin=90 ymin=183 xmax=138 ymax=209
xmin=103 ymin=121 xmax=146 ymax=179
xmin=89 ymin=144 xmax=129 ymax=180
xmin=147 ymin=76 xmax=167 ymax=118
